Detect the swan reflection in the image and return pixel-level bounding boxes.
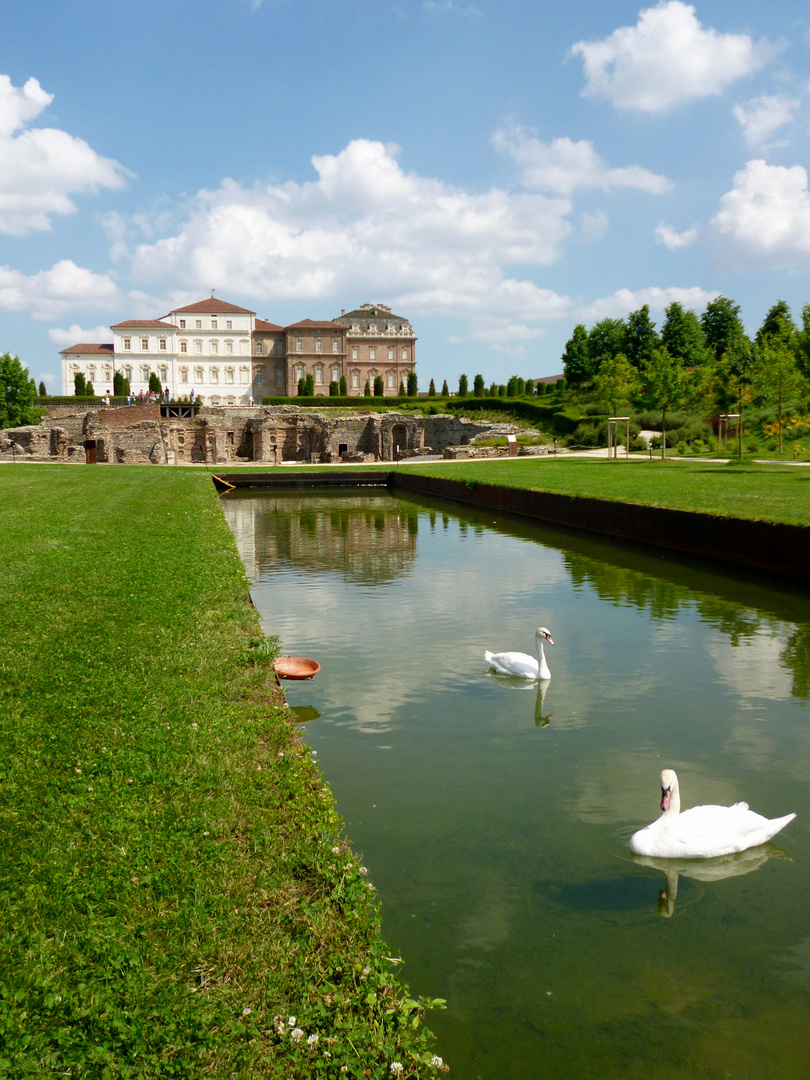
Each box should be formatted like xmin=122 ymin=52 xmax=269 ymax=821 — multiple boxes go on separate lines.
xmin=488 ymin=672 xmax=552 ymax=727
xmin=631 ymin=846 xmax=785 ymax=918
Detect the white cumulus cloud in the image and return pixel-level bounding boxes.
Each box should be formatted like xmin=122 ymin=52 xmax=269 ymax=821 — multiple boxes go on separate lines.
xmin=711 ymin=159 xmax=810 ymax=266
xmin=493 ymin=124 xmax=670 ymax=195
xmin=569 ymin=2 xmax=775 ymax=112
xmin=655 ymin=222 xmax=698 ymax=249
xmin=0 ymin=260 xmax=121 ymax=320
xmin=576 ymin=285 xmax=719 ymax=321
xmin=732 ymin=94 xmax=799 ymax=148
xmin=128 ymin=138 xmax=575 ymax=328
xmin=48 ymin=323 xmax=115 ymax=348
xmin=0 ymin=73 xmax=130 ymax=235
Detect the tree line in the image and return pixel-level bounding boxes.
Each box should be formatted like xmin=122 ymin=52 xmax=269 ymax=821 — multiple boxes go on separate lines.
xmin=560 ymin=297 xmax=810 ymax=454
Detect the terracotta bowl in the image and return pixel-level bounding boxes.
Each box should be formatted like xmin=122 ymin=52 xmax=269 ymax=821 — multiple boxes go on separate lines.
xmin=274 ymin=656 xmax=321 ymax=680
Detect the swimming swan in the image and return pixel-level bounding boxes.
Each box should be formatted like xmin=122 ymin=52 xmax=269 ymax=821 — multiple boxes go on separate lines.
xmin=484 ymin=627 xmax=553 ymax=680
xmin=629 ymin=768 xmax=796 ymax=859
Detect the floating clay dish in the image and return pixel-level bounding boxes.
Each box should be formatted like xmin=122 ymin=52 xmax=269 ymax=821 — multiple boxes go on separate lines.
xmin=274 ymin=656 xmax=321 ymax=680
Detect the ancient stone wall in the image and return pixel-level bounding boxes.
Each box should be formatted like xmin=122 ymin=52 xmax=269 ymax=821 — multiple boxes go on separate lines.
xmin=0 ymin=404 xmax=530 ymax=465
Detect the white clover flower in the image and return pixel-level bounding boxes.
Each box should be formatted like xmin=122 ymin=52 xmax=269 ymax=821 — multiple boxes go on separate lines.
xmin=430 ymin=1056 xmax=444 ymax=1067
xmin=332 ymin=846 xmax=341 ymax=855
xmin=287 ymin=1016 xmax=296 ymax=1026
xmin=290 ymin=1027 xmax=305 ymax=1043
xmin=361 ymin=966 xmax=371 ymax=978
xmin=359 ymin=866 xmax=368 ymax=876
xmin=390 ymin=1063 xmax=404 ymax=1077
xmin=242 ymin=1007 xmax=252 ymax=1016
xmin=307 ymin=1032 xmax=319 ymax=1047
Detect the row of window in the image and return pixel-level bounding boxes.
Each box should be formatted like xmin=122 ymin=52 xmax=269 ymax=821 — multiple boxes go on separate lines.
xmin=177 ymin=318 xmax=236 ymax=330
xmin=119 ymin=336 xmax=411 ymax=363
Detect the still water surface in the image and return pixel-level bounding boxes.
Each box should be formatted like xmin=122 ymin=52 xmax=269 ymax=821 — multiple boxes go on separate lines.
xmin=222 ymin=488 xmax=810 ymax=1080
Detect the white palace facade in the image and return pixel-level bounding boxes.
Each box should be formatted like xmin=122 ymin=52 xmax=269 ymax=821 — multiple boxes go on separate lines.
xmin=60 ymin=298 xmax=417 ymax=403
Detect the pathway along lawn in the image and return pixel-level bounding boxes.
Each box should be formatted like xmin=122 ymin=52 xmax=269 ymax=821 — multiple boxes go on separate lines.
xmin=0 ymin=466 xmax=444 ymax=1078
xmin=399 ymin=457 xmax=810 ymax=526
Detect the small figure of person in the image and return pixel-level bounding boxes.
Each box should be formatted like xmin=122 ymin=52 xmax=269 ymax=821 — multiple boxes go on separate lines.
xmin=190 ymin=388 xmax=195 ymax=404
xmin=164 ymin=386 xmax=170 ymax=403
xmin=248 ymin=395 xmax=254 ymax=407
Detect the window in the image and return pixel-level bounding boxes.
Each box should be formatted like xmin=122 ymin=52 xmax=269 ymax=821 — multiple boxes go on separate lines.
xmin=194 ymin=366 xmax=204 ymax=382
xmin=388 ymin=347 xmax=394 ymax=360
xmin=194 ymin=341 xmax=202 ymax=354
xmin=158 ymin=366 xmax=167 ymax=381
xmin=159 ymin=338 xmax=167 ymax=351
xmin=211 ymin=368 xmax=219 ymax=384
xmin=180 ymin=340 xmax=187 ymax=353
xmin=351 ymin=371 xmax=359 ymax=388
xmin=123 ymin=338 xmax=131 ymax=350
xmin=255 ymin=368 xmax=264 ymax=385
xmin=225 ymin=367 xmax=234 ymax=385
xmin=296 ymin=339 xmax=303 ymax=352
xmin=256 ymin=341 xmax=263 ymax=354
xmin=240 ymin=367 xmax=250 ymax=384
xmin=275 ymin=369 xmax=283 ymax=386
xmin=210 ymin=340 xmax=219 ymax=354
xmin=211 ymin=319 xmax=217 ymax=329
xmin=195 ymin=320 xmax=202 ymax=329
xmin=369 ymin=347 xmax=376 ymax=360
xmin=124 ymin=365 xmax=132 ymax=381
xmin=295 ymin=366 xmax=303 ymax=381
xmin=352 ymin=347 xmax=358 ymax=360
xmin=180 ymin=367 xmax=188 ymax=384
xmin=388 ymin=372 xmax=395 ymax=388
xmin=315 ymin=366 xmax=324 ymax=384
xmin=141 ymin=365 xmax=150 ymax=382
xmin=226 ymin=320 xmax=232 ymax=330
xmin=331 ymin=366 xmax=340 ymax=382
xmin=332 ymin=338 xmax=340 ymax=353
xmin=275 ymin=341 xmax=283 ymax=355
xmin=315 ymin=338 xmax=323 ymax=352
xmin=179 ymin=319 xmax=186 ymax=329
xmin=403 ymin=348 xmax=409 ymax=360
xmin=226 ymin=340 xmax=233 ymax=354
xmin=141 ymin=338 xmax=148 ymax=350
xmin=88 ymin=365 xmax=96 ymax=381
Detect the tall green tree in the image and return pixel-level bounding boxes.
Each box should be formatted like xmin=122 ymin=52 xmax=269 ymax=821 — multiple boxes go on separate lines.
xmin=74 ymin=371 xmax=87 ymax=396
xmin=758 ymin=338 xmax=802 ymax=455
xmin=561 ymin=323 xmax=591 ymax=386
xmin=641 ymin=346 xmax=686 ymax=459
xmin=796 ymin=304 xmax=810 ymax=381
xmin=428 ymin=378 xmax=436 ymax=396
xmin=373 ymin=375 xmax=384 ymax=396
xmin=473 ymin=373 xmax=485 ymax=397
xmin=661 ymin=302 xmax=711 ymax=367
xmin=624 ymin=305 xmax=659 ymax=370
xmin=38 ymin=381 xmax=47 ymax=398
xmin=592 ymin=353 xmax=639 ymax=417
xmin=0 ymin=353 xmax=40 ymax=428
xmin=506 ymin=375 xmax=518 ymax=396
xmin=113 ymin=370 xmax=130 ymax=397
xmin=148 ymin=372 xmax=162 ymax=394
xmin=339 ymin=375 xmax=347 ymax=395
xmin=457 ymin=373 xmax=468 ymax=397
xmin=407 ymin=371 xmax=418 ymax=396
xmin=701 ymin=296 xmax=747 ymax=365
xmin=711 ymin=338 xmax=761 ymax=457
xmin=587 ymin=318 xmax=626 ymax=377
xmin=441 ymin=380 xmax=449 ymax=396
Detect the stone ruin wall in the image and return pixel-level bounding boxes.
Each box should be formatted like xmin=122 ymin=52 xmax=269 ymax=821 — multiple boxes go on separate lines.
xmin=0 ymin=405 xmax=544 ymax=465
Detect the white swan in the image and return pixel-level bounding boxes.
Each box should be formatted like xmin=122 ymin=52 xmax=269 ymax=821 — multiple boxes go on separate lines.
xmin=629 ymin=768 xmax=796 ymax=859
xmin=484 ymin=627 xmax=553 ymax=680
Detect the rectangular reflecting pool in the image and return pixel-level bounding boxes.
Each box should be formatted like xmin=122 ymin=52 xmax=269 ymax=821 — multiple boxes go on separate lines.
xmin=222 ymin=488 xmax=810 ymax=1080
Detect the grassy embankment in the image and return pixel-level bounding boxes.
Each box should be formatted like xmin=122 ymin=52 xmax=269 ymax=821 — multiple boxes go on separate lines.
xmin=0 ymin=466 xmax=444 ymax=1078
xmin=225 ymin=457 xmax=810 ymax=528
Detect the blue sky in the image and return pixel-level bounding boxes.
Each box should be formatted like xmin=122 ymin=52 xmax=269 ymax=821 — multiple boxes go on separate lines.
xmin=3 ymin=0 xmax=810 ymax=391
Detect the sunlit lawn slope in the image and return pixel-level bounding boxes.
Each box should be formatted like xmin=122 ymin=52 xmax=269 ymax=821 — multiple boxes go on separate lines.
xmin=0 ymin=465 xmax=443 ymax=1078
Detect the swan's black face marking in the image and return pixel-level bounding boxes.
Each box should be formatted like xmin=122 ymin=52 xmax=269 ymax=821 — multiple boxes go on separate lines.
xmin=661 ymin=785 xmax=672 ymax=812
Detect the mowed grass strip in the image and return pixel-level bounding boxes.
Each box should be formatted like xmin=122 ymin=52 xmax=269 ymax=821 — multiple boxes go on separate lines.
xmin=0 ymin=466 xmax=442 ymax=1078
xmin=400 ymin=458 xmax=810 ymax=526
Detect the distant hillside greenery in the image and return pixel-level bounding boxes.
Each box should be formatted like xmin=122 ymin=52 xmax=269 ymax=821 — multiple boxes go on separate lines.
xmin=554 ymin=296 xmax=810 ymax=459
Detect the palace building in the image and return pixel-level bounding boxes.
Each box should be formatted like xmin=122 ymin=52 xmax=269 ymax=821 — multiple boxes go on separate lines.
xmin=60 ymin=298 xmax=417 ymax=403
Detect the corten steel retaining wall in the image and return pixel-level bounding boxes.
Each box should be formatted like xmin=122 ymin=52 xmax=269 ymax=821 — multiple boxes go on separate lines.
xmin=212 ymin=470 xmax=810 ymax=583
xmin=389 ymin=473 xmax=810 ymax=584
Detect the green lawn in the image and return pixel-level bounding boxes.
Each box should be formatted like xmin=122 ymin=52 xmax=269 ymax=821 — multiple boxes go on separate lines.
xmin=0 ymin=466 xmax=443 ymax=1078
xmin=401 ymin=458 xmax=810 ymax=525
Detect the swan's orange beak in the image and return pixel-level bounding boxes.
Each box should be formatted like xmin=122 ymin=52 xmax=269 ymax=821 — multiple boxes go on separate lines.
xmin=545 ymin=633 xmax=554 ymax=645
xmin=661 ymin=787 xmax=671 ymax=811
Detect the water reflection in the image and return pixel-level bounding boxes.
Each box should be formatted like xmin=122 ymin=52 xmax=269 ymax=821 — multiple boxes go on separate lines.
xmin=222 ymin=488 xmax=810 ymax=1080
xmin=631 ymin=848 xmax=784 ymax=918
xmin=488 ymin=672 xmax=553 ymax=727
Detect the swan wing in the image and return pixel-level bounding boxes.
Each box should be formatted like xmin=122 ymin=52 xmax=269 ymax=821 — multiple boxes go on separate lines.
xmin=484 ymin=650 xmax=539 ymax=678
xmin=631 ymin=804 xmax=796 ymax=859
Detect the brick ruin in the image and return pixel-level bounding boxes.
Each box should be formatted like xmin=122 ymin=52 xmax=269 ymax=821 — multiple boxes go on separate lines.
xmin=0 ymin=404 xmax=539 ymax=465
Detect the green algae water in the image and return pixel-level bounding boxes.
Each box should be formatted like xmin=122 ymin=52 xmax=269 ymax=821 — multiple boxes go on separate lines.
xmin=222 ymin=488 xmax=810 ymax=1080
